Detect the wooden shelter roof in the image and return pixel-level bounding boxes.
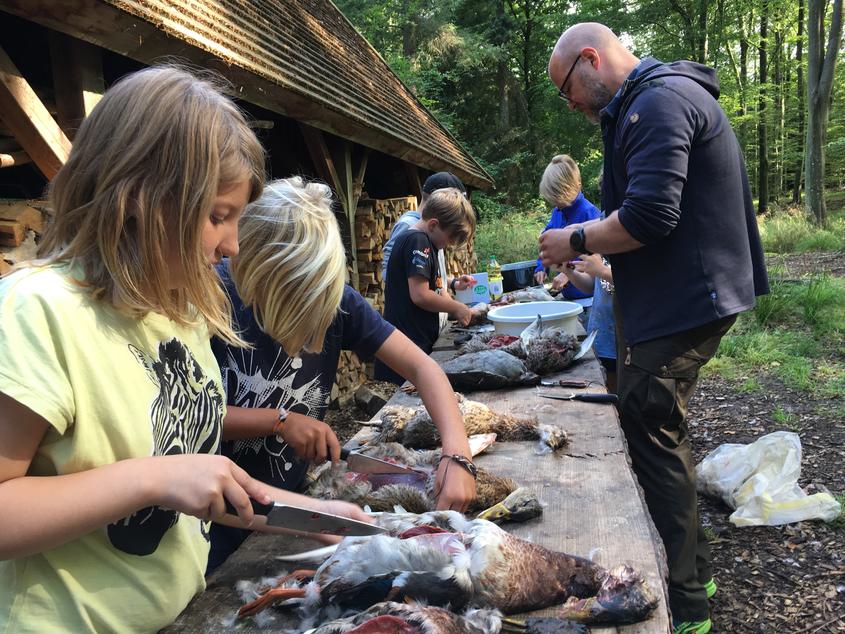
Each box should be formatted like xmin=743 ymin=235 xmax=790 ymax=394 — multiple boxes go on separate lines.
xmin=0 ymin=0 xmax=492 ymax=189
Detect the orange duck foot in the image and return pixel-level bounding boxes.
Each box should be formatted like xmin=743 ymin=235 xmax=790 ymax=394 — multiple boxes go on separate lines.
xmin=237 ymin=587 xmax=307 ymax=619
xmin=276 ymin=568 xmax=317 ymax=585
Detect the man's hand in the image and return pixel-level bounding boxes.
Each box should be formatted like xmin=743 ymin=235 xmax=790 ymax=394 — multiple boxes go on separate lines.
xmin=539 ymin=226 xmax=578 ymax=267
xmin=534 ymin=270 xmax=547 ymax=285
xmin=280 ymin=415 xmax=341 ymax=464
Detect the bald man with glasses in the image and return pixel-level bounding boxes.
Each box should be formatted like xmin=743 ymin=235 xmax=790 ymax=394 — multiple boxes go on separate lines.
xmin=540 ymin=22 xmax=769 ymax=634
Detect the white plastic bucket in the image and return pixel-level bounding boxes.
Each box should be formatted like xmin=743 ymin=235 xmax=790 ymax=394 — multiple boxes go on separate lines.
xmin=487 ymin=301 xmax=583 ymax=336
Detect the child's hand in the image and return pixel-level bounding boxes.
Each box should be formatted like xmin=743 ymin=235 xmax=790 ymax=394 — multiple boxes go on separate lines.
xmin=316 ymin=500 xmax=374 ymax=525
xmin=433 ymin=456 xmax=477 ymax=512
xmin=551 ymin=272 xmax=570 ymax=290
xmin=573 ymin=253 xmax=604 ymax=277
xmin=280 ymin=415 xmax=341 ymax=464
xmin=534 ymin=270 xmax=547 ymax=285
xmin=453 ymin=303 xmax=473 ymax=327
xmin=151 ymin=454 xmax=272 ymax=526
xmin=454 ymin=274 xmax=476 ymax=291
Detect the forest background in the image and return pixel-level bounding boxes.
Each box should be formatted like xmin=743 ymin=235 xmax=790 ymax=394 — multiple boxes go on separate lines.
xmin=336 ymin=0 xmax=844 ymax=267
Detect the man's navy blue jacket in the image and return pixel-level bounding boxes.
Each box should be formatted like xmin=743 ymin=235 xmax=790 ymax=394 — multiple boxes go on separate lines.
xmin=600 ymin=58 xmax=769 ymax=345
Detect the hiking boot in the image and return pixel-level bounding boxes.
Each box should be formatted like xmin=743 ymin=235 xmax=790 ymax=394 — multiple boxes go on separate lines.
xmin=703 ymin=578 xmax=718 ymax=599
xmin=673 ymin=618 xmax=712 ymax=634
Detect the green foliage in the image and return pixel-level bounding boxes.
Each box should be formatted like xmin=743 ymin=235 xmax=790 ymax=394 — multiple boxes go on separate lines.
xmin=473 ymin=205 xmax=547 ymax=267
xmin=829 ymin=494 xmax=845 ymax=530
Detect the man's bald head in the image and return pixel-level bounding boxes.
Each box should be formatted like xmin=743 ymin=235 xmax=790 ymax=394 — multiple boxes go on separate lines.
xmin=548 ymin=22 xmax=639 ymax=118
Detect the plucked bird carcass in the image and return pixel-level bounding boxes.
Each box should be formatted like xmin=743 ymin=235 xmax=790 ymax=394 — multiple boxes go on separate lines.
xmin=306 ymin=441 xmax=543 ymax=523
xmin=237 ymin=511 xmax=658 ymax=628
xmin=370 ymin=394 xmax=567 ymax=453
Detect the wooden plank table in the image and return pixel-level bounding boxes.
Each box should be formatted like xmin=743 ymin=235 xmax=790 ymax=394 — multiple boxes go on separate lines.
xmin=168 ymin=329 xmax=671 ymax=633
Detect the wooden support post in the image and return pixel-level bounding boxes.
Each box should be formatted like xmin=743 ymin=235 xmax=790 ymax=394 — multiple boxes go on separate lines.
xmin=0 ymin=44 xmax=71 ymax=179
xmin=49 ymin=32 xmax=104 ymax=140
xmin=404 ymin=163 xmax=422 ymax=204
xmin=299 ymin=124 xmax=372 ymax=291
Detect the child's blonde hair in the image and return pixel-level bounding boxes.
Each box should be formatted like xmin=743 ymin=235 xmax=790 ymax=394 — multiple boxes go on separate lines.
xmin=36 ymin=65 xmax=265 ymax=344
xmin=231 ymin=177 xmax=347 ymax=355
xmin=539 ymin=154 xmax=581 ymax=208
xmin=420 ymin=187 xmax=476 ymax=247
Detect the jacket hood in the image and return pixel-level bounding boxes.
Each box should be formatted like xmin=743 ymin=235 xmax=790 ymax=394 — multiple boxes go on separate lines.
xmin=633 ymin=58 xmax=721 ymax=98
xmin=602 ymin=58 xmax=721 ymax=120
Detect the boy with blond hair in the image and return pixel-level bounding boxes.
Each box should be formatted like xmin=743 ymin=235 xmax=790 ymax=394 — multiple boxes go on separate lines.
xmin=534 ymin=154 xmax=602 ymax=299
xmin=375 ymin=188 xmax=477 ymax=385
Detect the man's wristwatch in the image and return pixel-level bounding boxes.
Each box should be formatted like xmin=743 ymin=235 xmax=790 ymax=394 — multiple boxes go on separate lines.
xmin=272 ymin=406 xmax=289 ymax=437
xmin=449 ymin=278 xmax=458 ymax=293
xmin=570 ymin=226 xmax=592 ymax=255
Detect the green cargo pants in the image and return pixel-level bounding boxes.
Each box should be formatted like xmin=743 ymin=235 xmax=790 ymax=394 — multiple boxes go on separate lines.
xmin=616 ymin=314 xmax=736 ymax=623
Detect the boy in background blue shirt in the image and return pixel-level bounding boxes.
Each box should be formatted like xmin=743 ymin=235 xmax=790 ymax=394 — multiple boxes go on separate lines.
xmin=533 ymin=155 xmax=601 ymax=299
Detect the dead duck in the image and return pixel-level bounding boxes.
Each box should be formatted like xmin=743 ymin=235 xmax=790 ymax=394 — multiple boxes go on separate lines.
xmin=306 ymin=601 xmax=502 ymax=634
xmin=458 ymin=328 xmax=579 ymax=376
xmin=371 ymin=395 xmax=567 ymax=452
xmin=237 ymin=510 xmax=657 ymax=627
xmin=441 ymin=350 xmax=539 ymax=391
xmin=306 ymin=442 xmax=543 ymax=522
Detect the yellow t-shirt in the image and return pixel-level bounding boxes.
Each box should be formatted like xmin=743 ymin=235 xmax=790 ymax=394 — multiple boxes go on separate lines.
xmin=0 ymin=265 xmax=225 ymax=633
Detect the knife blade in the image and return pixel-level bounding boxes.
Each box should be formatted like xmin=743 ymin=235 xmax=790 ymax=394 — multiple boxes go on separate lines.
xmin=341 ymin=447 xmax=416 ymax=474
xmin=225 ymin=498 xmax=386 ymax=536
xmin=539 ymin=392 xmax=619 ymax=404
xmin=539 ymin=378 xmax=593 ymax=388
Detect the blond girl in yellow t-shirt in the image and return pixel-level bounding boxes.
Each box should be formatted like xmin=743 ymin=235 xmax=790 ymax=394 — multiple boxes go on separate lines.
xmin=0 ymin=66 xmax=370 ymax=634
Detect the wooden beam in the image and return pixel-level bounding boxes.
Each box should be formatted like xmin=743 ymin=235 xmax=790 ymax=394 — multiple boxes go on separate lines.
xmin=0 ymin=44 xmax=71 ymax=179
xmin=49 ymin=32 xmax=104 ymax=140
xmin=299 ymin=123 xmax=360 ymax=289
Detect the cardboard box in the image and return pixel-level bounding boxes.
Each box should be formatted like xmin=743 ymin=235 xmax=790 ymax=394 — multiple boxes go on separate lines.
xmin=455 ymin=272 xmax=490 ymax=304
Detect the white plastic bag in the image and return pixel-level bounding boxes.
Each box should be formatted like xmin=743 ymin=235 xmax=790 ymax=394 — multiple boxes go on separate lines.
xmin=695 ymin=431 xmax=842 ymax=526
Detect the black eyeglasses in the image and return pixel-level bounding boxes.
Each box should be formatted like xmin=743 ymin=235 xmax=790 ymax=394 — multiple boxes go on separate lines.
xmin=557 ymin=55 xmax=582 ymax=102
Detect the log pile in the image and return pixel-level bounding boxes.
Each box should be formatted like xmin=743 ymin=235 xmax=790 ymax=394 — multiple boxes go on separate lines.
xmin=353 ymin=195 xmax=417 ymax=313
xmin=0 ymin=200 xmax=49 ymax=275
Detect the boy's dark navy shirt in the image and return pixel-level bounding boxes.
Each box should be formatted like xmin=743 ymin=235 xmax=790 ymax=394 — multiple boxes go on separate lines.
xmin=599 ymin=57 xmax=769 ymax=344
xmin=534 ymin=191 xmax=602 ymax=299
xmin=382 ymin=229 xmax=441 ymax=354
xmin=210 ymin=260 xmax=393 ymax=491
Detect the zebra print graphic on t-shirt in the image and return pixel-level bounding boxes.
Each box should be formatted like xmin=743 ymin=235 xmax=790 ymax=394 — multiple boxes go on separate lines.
xmin=107 ymin=338 xmax=223 ymax=556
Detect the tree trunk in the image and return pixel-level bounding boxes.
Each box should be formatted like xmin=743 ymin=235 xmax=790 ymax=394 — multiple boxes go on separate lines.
xmin=401 ymin=0 xmax=416 ymax=58
xmin=792 ymin=0 xmax=805 ymax=204
xmin=805 ymin=0 xmax=843 ymax=224
xmin=758 ymin=0 xmax=769 ymax=215
xmin=496 ymin=1 xmax=509 ymax=132
xmin=697 ymin=0 xmax=709 ymax=63
xmin=774 ymin=27 xmax=784 ymax=201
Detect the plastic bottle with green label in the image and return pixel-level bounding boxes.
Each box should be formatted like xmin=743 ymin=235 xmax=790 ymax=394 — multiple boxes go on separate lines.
xmin=488 ymin=256 xmax=503 ymax=300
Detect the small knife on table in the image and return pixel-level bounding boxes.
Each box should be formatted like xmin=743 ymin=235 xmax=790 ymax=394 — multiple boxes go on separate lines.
xmin=225 ymin=499 xmax=386 ymax=536
xmin=340 ymin=447 xmax=416 ymax=475
xmin=539 ymin=392 xmax=619 ymax=404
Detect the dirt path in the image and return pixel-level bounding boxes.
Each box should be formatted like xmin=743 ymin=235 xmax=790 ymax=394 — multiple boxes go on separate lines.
xmin=692 ymin=251 xmax=845 ymax=632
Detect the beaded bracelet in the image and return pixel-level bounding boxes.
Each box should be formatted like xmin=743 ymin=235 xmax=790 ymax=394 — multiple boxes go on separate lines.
xmin=439 ymin=453 xmax=478 ymax=479
xmin=272 ymin=406 xmax=289 ymax=437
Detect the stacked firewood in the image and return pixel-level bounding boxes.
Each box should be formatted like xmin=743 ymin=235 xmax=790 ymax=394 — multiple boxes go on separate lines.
xmin=353 ymin=195 xmax=416 ymax=312
xmin=0 ymin=201 xmax=49 ymax=275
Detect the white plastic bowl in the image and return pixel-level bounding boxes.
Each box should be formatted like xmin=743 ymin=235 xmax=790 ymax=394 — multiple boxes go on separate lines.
xmin=487 ymin=301 xmax=583 ymax=336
